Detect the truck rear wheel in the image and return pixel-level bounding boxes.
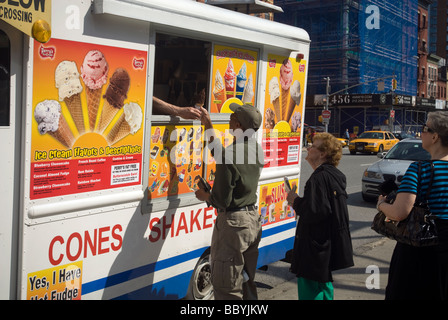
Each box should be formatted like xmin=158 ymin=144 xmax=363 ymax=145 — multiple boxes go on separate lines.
xmin=185 ymin=251 xmax=214 ymax=300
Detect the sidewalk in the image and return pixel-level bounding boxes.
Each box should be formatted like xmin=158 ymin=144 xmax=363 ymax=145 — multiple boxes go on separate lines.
xmin=259 ymin=237 xmax=396 ymax=300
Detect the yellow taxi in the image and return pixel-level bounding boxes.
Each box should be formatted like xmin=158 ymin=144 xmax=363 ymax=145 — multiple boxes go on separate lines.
xmin=336 ymin=137 xmax=349 ymax=147
xmin=348 ymin=131 xmax=399 ymax=155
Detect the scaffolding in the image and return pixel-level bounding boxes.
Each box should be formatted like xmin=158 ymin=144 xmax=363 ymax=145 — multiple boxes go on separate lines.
xmin=274 ymin=0 xmax=418 ymax=96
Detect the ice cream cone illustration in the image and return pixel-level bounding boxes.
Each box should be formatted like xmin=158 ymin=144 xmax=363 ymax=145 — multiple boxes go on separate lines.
xmin=269 ymin=77 xmax=281 ymax=122
xmin=55 ymin=61 xmax=85 ymax=135
xmin=213 ymin=70 xmax=225 ymax=112
xmin=286 ymin=80 xmax=301 ymax=123
xmin=242 ymin=73 xmax=254 ymax=104
xmin=106 ymin=102 xmax=142 ymax=145
xmin=81 ymin=50 xmax=109 ymax=131
xmin=280 ymin=58 xmax=293 ymax=121
xmin=224 ymin=59 xmax=236 ymax=100
xmin=235 ymin=62 xmax=246 ymax=100
xmin=34 ymin=100 xmax=75 ymax=149
xmin=97 ymin=68 xmax=130 ymax=134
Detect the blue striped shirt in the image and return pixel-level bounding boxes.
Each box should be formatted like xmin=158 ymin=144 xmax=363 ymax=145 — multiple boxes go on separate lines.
xmin=398 ymin=160 xmax=448 ymax=220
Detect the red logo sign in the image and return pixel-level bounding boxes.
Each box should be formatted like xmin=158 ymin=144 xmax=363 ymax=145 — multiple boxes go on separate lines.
xmin=133 ymin=58 xmax=145 ymax=69
xmin=269 ymin=59 xmax=276 ymax=68
xmin=39 ymin=45 xmax=55 ymax=59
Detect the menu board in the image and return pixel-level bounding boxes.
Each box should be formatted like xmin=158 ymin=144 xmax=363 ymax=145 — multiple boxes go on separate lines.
xmin=148 ymin=124 xmax=204 ymax=199
xmin=262 ymin=54 xmax=306 ymax=168
xmin=30 ymin=38 xmax=147 ymax=200
xmin=203 ymin=124 xmax=233 ymax=189
xmin=210 ymin=45 xmax=258 ymax=113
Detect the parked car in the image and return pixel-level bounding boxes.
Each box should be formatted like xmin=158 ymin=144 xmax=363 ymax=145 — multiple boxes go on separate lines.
xmin=361 ymin=138 xmax=430 ymax=201
xmin=393 ymin=131 xmax=415 ymax=140
xmin=349 ymin=130 xmax=399 ymax=155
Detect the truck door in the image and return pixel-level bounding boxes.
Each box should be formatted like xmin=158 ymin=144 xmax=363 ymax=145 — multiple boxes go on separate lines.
xmin=0 ymin=21 xmax=23 ymax=299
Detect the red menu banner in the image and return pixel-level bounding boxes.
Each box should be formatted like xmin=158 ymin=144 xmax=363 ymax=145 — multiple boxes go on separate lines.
xmin=30 ymin=38 xmax=147 ymax=200
xmin=262 ymin=53 xmax=306 ymax=168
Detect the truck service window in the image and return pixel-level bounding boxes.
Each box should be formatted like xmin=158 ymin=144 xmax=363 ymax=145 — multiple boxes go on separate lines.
xmin=153 ymin=34 xmax=210 ymax=111
xmin=148 ymin=34 xmax=211 ymax=201
xmin=0 ymin=31 xmax=10 ymax=126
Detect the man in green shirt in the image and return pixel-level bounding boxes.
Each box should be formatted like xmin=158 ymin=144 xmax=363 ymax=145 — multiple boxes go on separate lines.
xmin=195 ymin=103 xmax=264 ymax=300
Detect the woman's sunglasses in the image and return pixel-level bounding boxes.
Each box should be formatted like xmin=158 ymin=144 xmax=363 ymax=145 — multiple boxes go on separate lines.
xmin=422 ymin=124 xmax=435 ymax=133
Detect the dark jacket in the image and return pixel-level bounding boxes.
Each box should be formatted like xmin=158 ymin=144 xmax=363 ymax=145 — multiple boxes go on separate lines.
xmin=291 ymin=163 xmax=354 ymax=282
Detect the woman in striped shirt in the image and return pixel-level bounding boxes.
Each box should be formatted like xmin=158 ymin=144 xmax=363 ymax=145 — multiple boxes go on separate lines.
xmin=377 ymin=111 xmax=448 ymax=300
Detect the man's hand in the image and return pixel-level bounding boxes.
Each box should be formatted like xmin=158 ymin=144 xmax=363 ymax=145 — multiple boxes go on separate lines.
xmin=177 ymin=106 xmax=201 ymax=120
xmin=195 ymin=188 xmax=211 ymax=202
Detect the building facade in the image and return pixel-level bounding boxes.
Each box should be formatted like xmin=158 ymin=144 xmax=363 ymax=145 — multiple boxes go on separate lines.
xmin=274 ymin=0 xmax=443 ymax=136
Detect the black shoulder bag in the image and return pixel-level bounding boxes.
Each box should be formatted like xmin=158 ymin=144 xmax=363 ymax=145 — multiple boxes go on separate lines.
xmin=371 ymin=161 xmax=439 ymax=247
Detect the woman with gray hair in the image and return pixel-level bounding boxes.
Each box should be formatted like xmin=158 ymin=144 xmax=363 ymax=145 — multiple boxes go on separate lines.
xmin=377 ymin=110 xmax=448 ymax=300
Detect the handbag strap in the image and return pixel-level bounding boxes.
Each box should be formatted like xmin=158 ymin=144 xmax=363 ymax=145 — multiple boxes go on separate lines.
xmin=417 ymin=161 xmax=434 ymax=204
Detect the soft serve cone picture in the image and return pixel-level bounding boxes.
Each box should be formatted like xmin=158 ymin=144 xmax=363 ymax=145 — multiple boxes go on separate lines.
xmin=224 ymin=59 xmax=236 ymax=100
xmin=213 ymin=70 xmax=226 ymax=112
xmin=235 ymin=62 xmax=246 ymax=100
xmin=81 ymin=50 xmax=109 ymax=131
xmin=242 ymin=73 xmax=254 ymax=104
xmin=210 ymin=45 xmax=258 ymax=113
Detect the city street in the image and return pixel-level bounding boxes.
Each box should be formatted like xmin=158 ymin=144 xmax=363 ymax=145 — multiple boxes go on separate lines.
xmin=256 ymin=147 xmax=395 ymax=300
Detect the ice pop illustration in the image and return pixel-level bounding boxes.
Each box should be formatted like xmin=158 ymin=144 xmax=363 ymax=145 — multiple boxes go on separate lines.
xmin=81 ymin=50 xmax=109 ymax=131
xmin=269 ymin=76 xmax=281 ymax=122
xmin=213 ymin=70 xmax=225 ymax=112
xmin=235 ymin=62 xmax=246 ymax=100
xmin=55 ymin=61 xmax=85 ymax=135
xmin=34 ymin=100 xmax=75 ymax=149
xmin=286 ymin=80 xmax=301 ymax=123
xmin=106 ymin=102 xmax=142 ymax=145
xmin=242 ymin=73 xmax=254 ymax=104
xmin=224 ymin=59 xmax=236 ymax=100
xmin=279 ymin=58 xmax=293 ymax=120
xmin=97 ymin=68 xmax=130 ymax=134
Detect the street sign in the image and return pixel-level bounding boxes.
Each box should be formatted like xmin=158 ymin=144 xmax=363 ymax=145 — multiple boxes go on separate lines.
xmin=322 ymin=110 xmax=331 ymax=119
xmin=322 ymin=110 xmax=331 ymax=125
xmin=390 ymin=110 xmax=395 ymax=119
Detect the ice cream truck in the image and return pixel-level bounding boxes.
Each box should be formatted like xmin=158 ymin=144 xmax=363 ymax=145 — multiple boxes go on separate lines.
xmin=0 ymin=0 xmax=310 ymax=299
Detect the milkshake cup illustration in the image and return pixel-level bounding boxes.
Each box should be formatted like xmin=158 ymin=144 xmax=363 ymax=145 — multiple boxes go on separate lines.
xmin=55 ymin=61 xmax=85 ymax=135
xmin=80 ymin=50 xmax=109 ymax=131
